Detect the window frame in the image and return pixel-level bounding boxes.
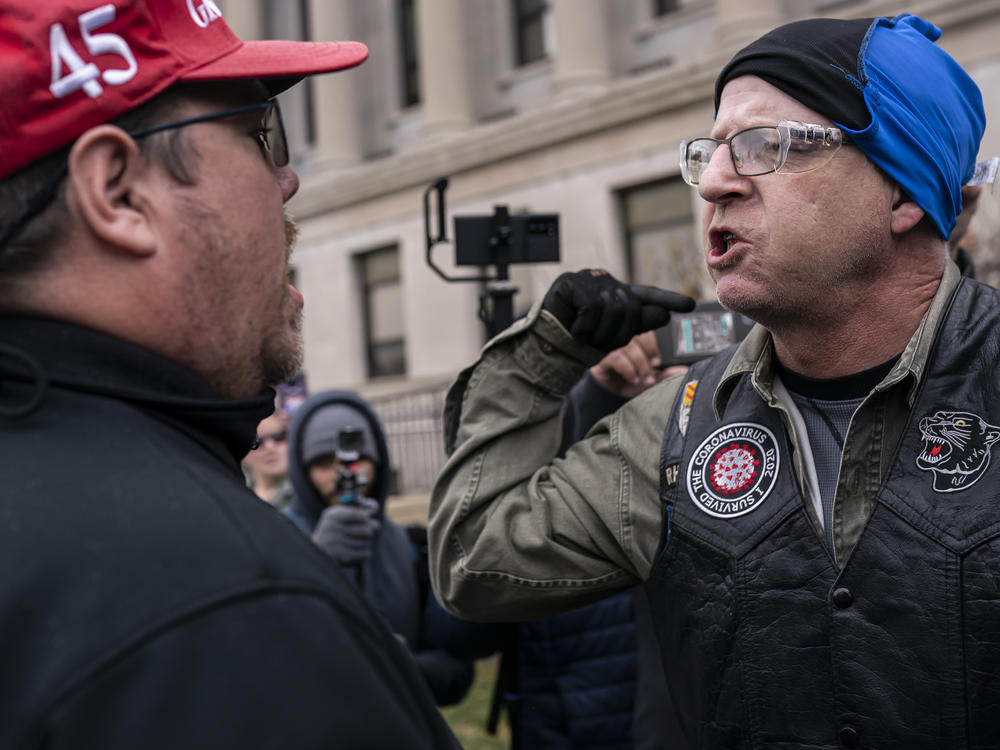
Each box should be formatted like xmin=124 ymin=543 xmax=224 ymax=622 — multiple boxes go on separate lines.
xmin=357 ymin=245 xmax=407 ymax=379
xmin=397 ymin=0 xmax=420 ymax=108
xmin=513 ymin=0 xmax=550 ymax=66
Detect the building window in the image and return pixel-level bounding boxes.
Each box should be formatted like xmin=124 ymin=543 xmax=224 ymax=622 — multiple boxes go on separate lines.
xmin=397 ymin=0 xmax=420 ymax=107
xmin=359 ymin=247 xmax=407 ymax=378
xmin=513 ymin=0 xmax=551 ymax=66
xmin=620 ymin=177 xmax=711 ymax=299
xmin=652 ymin=0 xmax=680 ymax=15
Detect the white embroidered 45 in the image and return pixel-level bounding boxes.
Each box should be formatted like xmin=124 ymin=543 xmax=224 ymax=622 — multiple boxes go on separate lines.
xmin=49 ymin=4 xmax=138 ymax=100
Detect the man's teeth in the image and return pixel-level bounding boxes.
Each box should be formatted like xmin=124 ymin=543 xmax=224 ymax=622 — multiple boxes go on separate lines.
xmin=722 ymin=231 xmax=734 ymax=248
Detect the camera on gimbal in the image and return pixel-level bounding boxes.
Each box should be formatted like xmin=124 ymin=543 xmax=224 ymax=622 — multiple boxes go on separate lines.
xmin=452 ymin=213 xmax=559 ymax=267
xmin=334 ymin=426 xmax=370 ymax=505
xmin=424 ymin=178 xmax=560 ymax=338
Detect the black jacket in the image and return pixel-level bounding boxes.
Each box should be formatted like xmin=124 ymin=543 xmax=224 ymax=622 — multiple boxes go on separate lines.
xmin=649 ymin=278 xmax=1000 ymax=748
xmin=0 ymin=316 xmax=458 ymax=749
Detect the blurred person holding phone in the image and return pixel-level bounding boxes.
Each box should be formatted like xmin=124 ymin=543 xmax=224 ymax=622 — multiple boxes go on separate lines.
xmin=286 ymin=389 xmax=480 ymax=707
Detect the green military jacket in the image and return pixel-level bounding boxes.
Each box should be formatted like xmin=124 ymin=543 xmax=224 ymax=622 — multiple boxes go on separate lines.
xmin=428 ymin=262 xmax=960 ymax=620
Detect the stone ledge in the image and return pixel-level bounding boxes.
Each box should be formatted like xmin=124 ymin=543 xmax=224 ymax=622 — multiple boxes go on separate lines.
xmin=291 ymin=55 xmax=725 ymax=219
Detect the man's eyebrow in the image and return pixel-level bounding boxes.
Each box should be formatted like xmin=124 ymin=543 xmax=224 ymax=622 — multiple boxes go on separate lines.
xmin=709 ymin=119 xmax=779 ymax=138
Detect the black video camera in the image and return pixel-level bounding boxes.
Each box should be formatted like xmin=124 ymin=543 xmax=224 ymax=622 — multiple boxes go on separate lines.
xmin=453 ymin=213 xmax=560 ymax=266
xmin=654 ymin=301 xmax=755 ymax=367
xmin=334 ymin=426 xmax=369 ymax=505
xmin=424 ymin=178 xmax=561 ymax=338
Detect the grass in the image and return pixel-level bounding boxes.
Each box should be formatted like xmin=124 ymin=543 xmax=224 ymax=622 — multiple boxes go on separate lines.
xmin=441 ymin=657 xmax=511 ymax=749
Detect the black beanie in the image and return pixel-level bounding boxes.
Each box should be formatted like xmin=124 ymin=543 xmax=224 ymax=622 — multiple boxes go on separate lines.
xmin=714 ymin=17 xmax=873 ymax=129
xmin=711 ymin=14 xmax=986 ymax=239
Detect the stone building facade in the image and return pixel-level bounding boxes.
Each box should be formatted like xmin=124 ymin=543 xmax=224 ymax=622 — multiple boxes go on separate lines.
xmin=215 ymin=0 xmax=1000 ymax=496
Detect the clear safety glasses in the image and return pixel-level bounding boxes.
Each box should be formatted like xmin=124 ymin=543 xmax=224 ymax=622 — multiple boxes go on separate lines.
xmin=679 ymin=119 xmax=852 ymax=186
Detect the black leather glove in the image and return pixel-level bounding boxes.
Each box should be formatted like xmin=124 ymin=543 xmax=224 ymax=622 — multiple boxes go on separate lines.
xmin=542 ymin=269 xmax=695 ymax=351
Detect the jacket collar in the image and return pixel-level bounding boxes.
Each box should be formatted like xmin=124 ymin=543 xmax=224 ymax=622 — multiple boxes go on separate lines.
xmin=0 ymin=314 xmax=274 ymax=464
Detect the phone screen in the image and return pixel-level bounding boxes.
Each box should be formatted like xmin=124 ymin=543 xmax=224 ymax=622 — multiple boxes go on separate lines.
xmin=654 ymin=303 xmax=754 ymax=366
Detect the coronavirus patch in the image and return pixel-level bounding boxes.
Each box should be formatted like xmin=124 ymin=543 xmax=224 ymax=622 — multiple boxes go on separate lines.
xmin=686 ymin=422 xmax=780 ymax=518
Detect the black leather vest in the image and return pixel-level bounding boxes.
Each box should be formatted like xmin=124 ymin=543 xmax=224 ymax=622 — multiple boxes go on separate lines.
xmin=646 ymin=278 xmax=1000 ymax=749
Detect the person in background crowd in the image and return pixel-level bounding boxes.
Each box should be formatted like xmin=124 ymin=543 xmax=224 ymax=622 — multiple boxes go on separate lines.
xmin=286 ymin=389 xmax=478 ymax=706
xmin=482 ymin=590 xmax=639 ymax=750
xmin=244 ymin=411 xmax=294 ymax=512
xmin=430 ymin=13 xmax=998 ymax=748
xmin=0 ymin=1 xmax=459 ymax=746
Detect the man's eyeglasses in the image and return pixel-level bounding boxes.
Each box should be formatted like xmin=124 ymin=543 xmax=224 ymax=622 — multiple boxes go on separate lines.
xmin=253 ymin=430 xmax=288 ymax=450
xmin=0 ymin=99 xmax=288 ymax=251
xmin=679 ymin=119 xmax=853 ymax=187
xmin=128 ymin=98 xmax=289 ymax=168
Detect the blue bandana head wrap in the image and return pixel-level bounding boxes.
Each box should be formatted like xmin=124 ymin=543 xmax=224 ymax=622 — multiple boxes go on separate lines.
xmin=715 ymin=14 xmax=985 ymax=239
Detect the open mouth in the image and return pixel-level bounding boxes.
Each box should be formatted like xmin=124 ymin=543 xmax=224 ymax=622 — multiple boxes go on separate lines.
xmin=707 ymin=228 xmax=745 ymax=269
xmin=918 ymin=439 xmax=951 ymax=465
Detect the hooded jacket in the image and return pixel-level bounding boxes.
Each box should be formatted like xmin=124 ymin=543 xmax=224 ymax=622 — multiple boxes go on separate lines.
xmin=286 ymin=390 xmax=475 ymax=706
xmin=0 ymin=315 xmax=459 ymax=748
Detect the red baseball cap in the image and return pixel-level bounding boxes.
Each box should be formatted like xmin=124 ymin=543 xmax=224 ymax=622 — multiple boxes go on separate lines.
xmin=0 ymin=0 xmax=369 ymax=178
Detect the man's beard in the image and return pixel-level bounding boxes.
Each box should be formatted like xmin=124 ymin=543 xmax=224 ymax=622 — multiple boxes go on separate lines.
xmin=259 ymin=212 xmax=304 ymax=388
xmin=259 ymin=308 xmax=302 ymax=389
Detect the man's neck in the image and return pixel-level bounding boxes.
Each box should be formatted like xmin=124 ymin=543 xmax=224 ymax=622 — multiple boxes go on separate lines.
xmin=770 ymin=260 xmax=943 ymax=379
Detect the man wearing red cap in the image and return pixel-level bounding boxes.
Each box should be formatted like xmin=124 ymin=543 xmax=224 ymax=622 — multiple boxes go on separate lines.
xmin=0 ymin=2 xmax=458 ymax=747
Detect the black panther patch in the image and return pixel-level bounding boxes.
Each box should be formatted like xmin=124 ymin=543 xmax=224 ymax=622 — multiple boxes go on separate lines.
xmin=916 ymin=410 xmax=1000 ymax=493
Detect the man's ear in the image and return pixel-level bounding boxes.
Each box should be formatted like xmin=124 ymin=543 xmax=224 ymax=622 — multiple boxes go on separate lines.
xmin=889 ymin=184 xmax=925 ymax=235
xmin=65 ymin=125 xmax=159 ymax=256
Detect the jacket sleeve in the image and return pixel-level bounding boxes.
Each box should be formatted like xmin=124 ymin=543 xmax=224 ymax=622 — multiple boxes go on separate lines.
xmin=559 ymin=371 xmax=629 ymax=455
xmin=428 ymin=303 xmax=683 ymax=622
xmin=37 ymin=591 xmax=460 ymax=750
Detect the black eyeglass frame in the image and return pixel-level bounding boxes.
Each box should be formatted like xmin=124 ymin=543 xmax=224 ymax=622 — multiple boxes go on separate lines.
xmin=0 ymin=99 xmax=288 ymax=251
xmin=126 ymin=98 xmax=289 ymax=168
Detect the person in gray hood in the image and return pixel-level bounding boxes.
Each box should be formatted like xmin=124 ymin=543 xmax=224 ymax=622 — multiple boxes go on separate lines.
xmin=286 ymin=389 xmax=477 ymax=706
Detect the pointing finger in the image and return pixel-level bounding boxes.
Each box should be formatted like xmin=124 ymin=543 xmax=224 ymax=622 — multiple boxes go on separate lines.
xmin=627 ymin=284 xmax=696 ymax=313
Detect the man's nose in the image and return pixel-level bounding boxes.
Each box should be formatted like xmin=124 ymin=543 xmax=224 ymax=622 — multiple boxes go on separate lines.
xmin=697 ymin=144 xmax=749 ymax=203
xmin=278 ymin=164 xmax=300 ymax=202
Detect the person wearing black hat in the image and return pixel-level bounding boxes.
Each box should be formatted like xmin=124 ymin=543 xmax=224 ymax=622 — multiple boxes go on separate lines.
xmin=429 ymin=13 xmax=1000 ymax=748
xmin=285 ymin=389 xmax=480 ymax=708
xmin=0 ymin=1 xmax=458 ymax=747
